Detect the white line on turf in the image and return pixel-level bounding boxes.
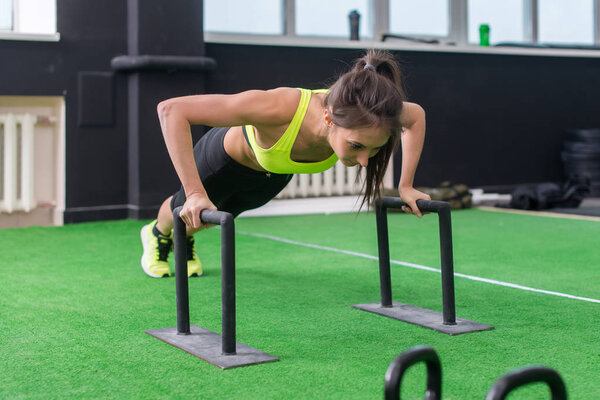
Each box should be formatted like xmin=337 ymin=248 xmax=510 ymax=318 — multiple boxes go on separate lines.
xmin=238 ymin=230 xmax=600 ymax=305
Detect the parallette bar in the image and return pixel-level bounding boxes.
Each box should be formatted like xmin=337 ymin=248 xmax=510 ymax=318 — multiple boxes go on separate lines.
xmin=352 ymin=197 xmax=493 ymax=335
xmin=172 ymin=206 xmax=236 ymax=354
xmin=146 ymin=207 xmax=277 ymax=368
xmin=376 ymin=198 xmax=456 ymax=324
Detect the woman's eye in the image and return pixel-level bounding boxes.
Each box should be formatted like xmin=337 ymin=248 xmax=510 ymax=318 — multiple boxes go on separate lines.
xmin=349 ymin=142 xmax=362 ymax=150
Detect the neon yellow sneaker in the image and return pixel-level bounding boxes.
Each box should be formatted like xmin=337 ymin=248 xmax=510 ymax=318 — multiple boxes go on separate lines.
xmin=186 ymin=235 xmax=203 ymax=277
xmin=140 ymin=220 xmax=172 ymax=278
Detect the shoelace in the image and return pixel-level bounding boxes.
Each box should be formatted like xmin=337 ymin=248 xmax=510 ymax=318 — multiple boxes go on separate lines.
xmin=186 ymin=236 xmax=196 ymax=261
xmin=156 ymin=237 xmax=172 ymax=261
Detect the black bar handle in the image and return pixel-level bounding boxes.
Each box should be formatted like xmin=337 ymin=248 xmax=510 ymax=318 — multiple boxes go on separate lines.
xmin=486 ymin=366 xmax=568 ymax=400
xmin=199 ymin=209 xmax=231 ymax=226
xmin=174 ymin=207 xmax=231 ymax=226
xmin=377 ymin=197 xmax=450 ymax=213
xmin=384 ymin=345 xmax=442 ymax=400
xmin=172 ymin=207 xmax=237 ymax=355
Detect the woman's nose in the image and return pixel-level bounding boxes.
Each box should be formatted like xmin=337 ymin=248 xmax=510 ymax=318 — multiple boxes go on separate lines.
xmin=357 ymin=151 xmax=369 ymax=167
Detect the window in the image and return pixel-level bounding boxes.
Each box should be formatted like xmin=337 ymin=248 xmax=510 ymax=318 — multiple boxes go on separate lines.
xmin=295 ymin=0 xmax=371 ymax=38
xmin=203 ymin=0 xmax=600 ymax=50
xmin=0 ymin=0 xmax=56 ymax=34
xmin=17 ymin=0 xmax=56 ymax=34
xmin=389 ymin=0 xmax=449 ymax=37
xmin=0 ymin=0 xmax=12 ymax=31
xmin=203 ymin=0 xmax=283 ymax=35
xmin=538 ymin=0 xmax=594 ymax=44
xmin=468 ymin=0 xmax=524 ymax=44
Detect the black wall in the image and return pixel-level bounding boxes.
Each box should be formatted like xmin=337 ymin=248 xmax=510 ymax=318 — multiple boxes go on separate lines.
xmin=204 ymin=44 xmax=600 ymax=189
xmin=0 ymin=0 xmax=211 ymax=222
xmin=0 ymin=0 xmax=129 ymax=221
xmin=1 ymin=1 xmax=599 ymax=223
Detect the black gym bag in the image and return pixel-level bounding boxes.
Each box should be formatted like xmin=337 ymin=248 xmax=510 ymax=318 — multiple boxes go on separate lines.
xmin=509 ymin=175 xmax=590 ymax=210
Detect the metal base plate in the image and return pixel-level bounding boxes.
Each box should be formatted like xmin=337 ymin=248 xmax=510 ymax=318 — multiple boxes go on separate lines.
xmin=352 ymin=302 xmax=494 ymax=335
xmin=145 ymin=325 xmax=279 ymax=369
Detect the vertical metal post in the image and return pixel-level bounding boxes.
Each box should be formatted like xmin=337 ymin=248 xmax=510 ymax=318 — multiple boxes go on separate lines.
xmin=372 ymin=0 xmax=390 ymax=41
xmin=173 ymin=208 xmax=191 ymax=334
xmin=283 ymin=0 xmax=296 ymax=37
xmin=523 ymin=0 xmax=539 ymax=44
xmin=376 ymin=200 xmax=393 ymax=307
xmin=596 ymin=0 xmax=600 ymax=46
xmin=218 ymin=212 xmax=237 ymax=355
xmin=449 ymin=0 xmax=468 ymax=46
xmin=438 ymin=205 xmax=456 ymax=325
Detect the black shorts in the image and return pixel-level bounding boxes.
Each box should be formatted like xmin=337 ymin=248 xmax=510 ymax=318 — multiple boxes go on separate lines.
xmin=170 ymin=127 xmax=293 ymax=217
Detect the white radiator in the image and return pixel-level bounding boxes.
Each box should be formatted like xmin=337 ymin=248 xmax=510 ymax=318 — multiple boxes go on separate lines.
xmin=276 ymin=162 xmax=366 ymax=198
xmin=0 ymin=113 xmax=38 ymax=213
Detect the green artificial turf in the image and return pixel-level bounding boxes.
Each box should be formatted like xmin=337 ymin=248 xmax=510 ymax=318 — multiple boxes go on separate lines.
xmin=1 ymin=209 xmax=598 ymax=399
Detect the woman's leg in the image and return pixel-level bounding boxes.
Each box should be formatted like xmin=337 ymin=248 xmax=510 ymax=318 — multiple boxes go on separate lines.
xmin=141 ymin=195 xmax=206 ymax=278
xmin=140 ymin=198 xmax=176 ymax=278
xmin=156 ymin=196 xmax=174 ymax=236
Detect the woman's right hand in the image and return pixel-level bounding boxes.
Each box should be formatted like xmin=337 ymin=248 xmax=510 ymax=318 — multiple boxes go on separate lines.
xmin=179 ymin=193 xmax=217 ymax=230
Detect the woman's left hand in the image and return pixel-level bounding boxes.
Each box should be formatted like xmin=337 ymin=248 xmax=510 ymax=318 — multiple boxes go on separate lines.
xmin=399 ymin=186 xmax=431 ymax=218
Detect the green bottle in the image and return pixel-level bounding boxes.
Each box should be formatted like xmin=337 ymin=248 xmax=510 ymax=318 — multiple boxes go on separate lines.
xmin=479 ymin=24 xmax=490 ymax=46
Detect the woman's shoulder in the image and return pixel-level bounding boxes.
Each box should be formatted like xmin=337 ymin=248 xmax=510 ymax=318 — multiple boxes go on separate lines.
xmin=256 ymin=87 xmax=302 ymax=115
xmin=399 ymin=102 xmax=425 ymax=125
xmin=236 ymin=87 xmax=301 ymax=105
xmin=260 ymin=87 xmax=302 ymax=100
xmin=231 ymin=87 xmax=301 ymax=127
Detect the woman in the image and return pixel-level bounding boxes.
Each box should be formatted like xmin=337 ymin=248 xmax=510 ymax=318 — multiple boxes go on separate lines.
xmin=140 ymin=49 xmax=430 ymax=278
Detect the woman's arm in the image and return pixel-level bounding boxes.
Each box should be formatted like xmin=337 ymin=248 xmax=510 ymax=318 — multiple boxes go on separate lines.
xmin=156 ymin=88 xmax=298 ymax=228
xmin=398 ymin=102 xmax=431 ymax=217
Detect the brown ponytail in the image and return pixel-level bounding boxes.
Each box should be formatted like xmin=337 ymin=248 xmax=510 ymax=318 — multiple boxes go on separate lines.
xmin=324 ymin=49 xmax=406 ymax=209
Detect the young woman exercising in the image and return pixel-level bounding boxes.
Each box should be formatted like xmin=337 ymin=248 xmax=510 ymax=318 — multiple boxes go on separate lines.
xmin=140 ymin=49 xmax=430 ymax=278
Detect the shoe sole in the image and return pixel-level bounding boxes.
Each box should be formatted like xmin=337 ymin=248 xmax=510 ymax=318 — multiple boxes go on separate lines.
xmin=187 ymin=262 xmax=203 ymax=278
xmin=170 ymin=270 xmax=203 ymax=277
xmin=140 ymin=224 xmax=170 ymax=278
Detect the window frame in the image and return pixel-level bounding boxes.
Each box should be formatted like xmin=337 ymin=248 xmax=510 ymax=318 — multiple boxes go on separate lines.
xmin=204 ymin=0 xmax=600 ymax=58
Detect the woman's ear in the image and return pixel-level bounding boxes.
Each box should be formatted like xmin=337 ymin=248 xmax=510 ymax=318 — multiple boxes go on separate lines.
xmin=323 ymin=109 xmax=333 ymax=127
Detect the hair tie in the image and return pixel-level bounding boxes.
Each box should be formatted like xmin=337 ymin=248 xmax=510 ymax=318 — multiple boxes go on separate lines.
xmin=364 ymin=64 xmax=376 ymax=71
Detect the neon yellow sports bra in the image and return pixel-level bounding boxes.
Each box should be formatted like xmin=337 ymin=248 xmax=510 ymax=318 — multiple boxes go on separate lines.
xmin=243 ymin=88 xmax=338 ymax=174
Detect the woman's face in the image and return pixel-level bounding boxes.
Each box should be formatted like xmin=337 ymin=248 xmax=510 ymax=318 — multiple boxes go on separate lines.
xmin=328 ymin=124 xmax=389 ymax=168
